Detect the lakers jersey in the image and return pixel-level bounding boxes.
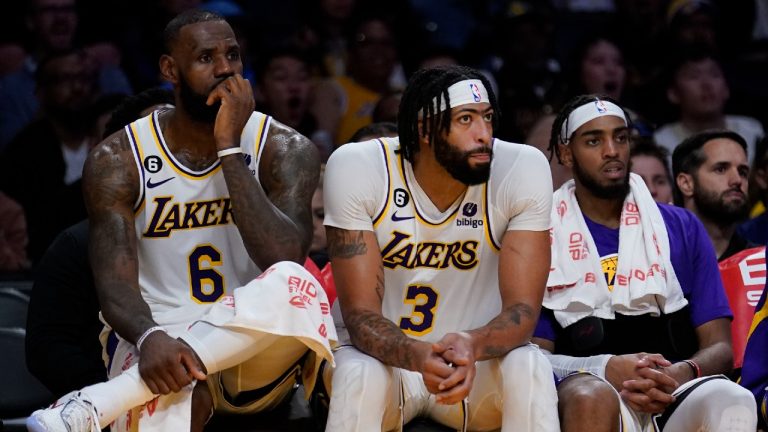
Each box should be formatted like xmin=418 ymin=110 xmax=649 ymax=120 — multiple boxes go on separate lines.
xmin=125 ymin=110 xmax=271 ymax=325
xmin=324 ymin=137 xmax=552 ymax=343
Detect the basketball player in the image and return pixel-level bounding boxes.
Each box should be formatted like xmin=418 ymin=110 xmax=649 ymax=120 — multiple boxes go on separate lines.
xmin=322 ymin=65 xmax=559 ymax=431
xmin=27 ymin=10 xmax=335 ymax=432
xmin=535 ymin=94 xmax=756 ymax=431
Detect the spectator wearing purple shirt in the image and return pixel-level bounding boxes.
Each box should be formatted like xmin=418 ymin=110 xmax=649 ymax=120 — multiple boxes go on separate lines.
xmin=535 ymin=94 xmax=756 ymax=432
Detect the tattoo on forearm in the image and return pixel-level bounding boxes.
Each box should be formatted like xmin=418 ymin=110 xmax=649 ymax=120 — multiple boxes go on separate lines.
xmin=346 ymin=309 xmax=416 ymax=370
xmin=327 ymin=229 xmax=367 ymax=258
xmin=474 ymin=303 xmax=535 ymax=358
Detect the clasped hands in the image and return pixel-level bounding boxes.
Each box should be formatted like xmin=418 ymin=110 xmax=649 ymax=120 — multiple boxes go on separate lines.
xmin=419 ymin=332 xmax=476 ymax=406
xmin=606 ymin=352 xmax=690 ymax=413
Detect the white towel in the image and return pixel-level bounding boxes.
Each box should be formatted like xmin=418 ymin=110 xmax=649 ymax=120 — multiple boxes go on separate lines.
xmin=545 ymin=173 xmax=687 ymax=327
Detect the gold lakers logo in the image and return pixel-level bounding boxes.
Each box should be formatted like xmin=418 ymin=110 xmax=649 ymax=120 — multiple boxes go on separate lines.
xmin=601 ymin=253 xmax=618 ymax=291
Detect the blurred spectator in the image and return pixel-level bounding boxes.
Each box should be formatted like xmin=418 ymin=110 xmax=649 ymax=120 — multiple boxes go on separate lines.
xmin=0 ymin=0 xmax=132 ymax=150
xmin=0 ymin=192 xmax=31 ymax=276
xmin=90 ymin=93 xmax=127 ymax=145
xmin=371 ymin=90 xmax=401 ymax=124
xmin=492 ymin=1 xmax=565 ymax=142
xmin=565 ymin=32 xmax=654 ymax=137
xmin=347 ymin=121 xmax=398 ymax=143
xmin=525 ymin=113 xmax=572 ymax=190
xmin=569 ymin=33 xmax=626 ymax=102
xmin=25 ymin=219 xmax=105 ymax=397
xmin=299 ymin=0 xmax=360 ymax=78
xmin=102 ymin=87 xmax=174 ymax=139
xmin=309 ymin=164 xmax=328 ymax=268
xmin=255 ymin=46 xmax=330 ymax=159
xmin=0 ymin=49 xmax=97 ymax=266
xmin=666 ymin=0 xmax=720 ymax=52
xmin=310 ymin=16 xmax=399 ymax=146
xmin=672 ymin=129 xmax=756 ymax=260
xmin=656 ymin=46 xmax=765 ymax=165
xmin=630 ymin=139 xmax=674 ymax=204
xmin=738 ymin=136 xmax=768 ymax=245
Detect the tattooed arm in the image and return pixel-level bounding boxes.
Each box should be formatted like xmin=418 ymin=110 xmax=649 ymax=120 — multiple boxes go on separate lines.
xmin=83 ymin=132 xmax=205 ymax=395
xmin=209 ymin=74 xmax=319 ymax=267
xmin=327 ymin=227 xmax=452 ymax=389
xmin=466 ymin=229 xmax=549 ymax=360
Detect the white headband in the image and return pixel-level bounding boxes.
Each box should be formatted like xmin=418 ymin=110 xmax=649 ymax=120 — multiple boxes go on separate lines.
xmin=560 ymin=99 xmax=627 ymax=143
xmin=433 ymin=79 xmax=489 ymax=113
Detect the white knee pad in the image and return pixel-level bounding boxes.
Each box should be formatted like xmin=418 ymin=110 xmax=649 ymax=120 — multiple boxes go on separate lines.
xmin=659 ymin=377 xmax=757 ymax=432
xmin=498 ymin=344 xmax=560 ymax=432
xmin=326 ymin=347 xmax=395 ymax=432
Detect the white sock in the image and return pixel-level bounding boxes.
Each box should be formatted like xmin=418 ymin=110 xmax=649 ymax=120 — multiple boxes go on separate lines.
xmin=181 ymin=321 xmax=277 ymax=374
xmin=81 ymin=365 xmax=155 ymax=427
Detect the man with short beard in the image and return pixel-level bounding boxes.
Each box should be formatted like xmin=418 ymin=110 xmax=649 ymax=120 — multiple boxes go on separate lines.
xmin=672 ymin=129 xmax=757 ymax=261
xmin=534 ymin=95 xmax=756 ymax=431
xmin=323 ymin=65 xmax=559 ymax=431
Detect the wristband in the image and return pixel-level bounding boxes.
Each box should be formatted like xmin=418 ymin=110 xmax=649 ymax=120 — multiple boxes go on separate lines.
xmin=682 ymin=359 xmax=701 ymax=378
xmin=136 ymin=326 xmax=166 ymax=351
xmin=217 ymin=147 xmax=242 ymax=158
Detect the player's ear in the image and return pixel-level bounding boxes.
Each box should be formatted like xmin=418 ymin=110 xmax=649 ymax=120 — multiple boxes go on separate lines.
xmin=159 ymin=54 xmax=178 ymax=85
xmin=676 ymin=172 xmax=695 ymax=198
xmin=559 ymin=143 xmax=573 ymax=168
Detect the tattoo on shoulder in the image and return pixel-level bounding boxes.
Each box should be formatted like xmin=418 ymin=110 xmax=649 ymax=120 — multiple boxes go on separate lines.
xmin=327 ymin=229 xmax=367 ymax=259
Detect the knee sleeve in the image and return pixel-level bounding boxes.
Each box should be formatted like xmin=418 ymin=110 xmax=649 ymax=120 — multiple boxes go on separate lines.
xmin=326 ymin=347 xmax=395 ymax=432
xmin=659 ymin=377 xmax=757 ymax=432
xmin=498 ymin=344 xmax=560 ymax=432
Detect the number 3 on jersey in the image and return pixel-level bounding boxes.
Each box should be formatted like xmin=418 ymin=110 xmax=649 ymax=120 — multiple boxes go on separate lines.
xmin=399 ymin=284 xmax=439 ymax=336
xmin=189 ymin=245 xmax=224 ymax=303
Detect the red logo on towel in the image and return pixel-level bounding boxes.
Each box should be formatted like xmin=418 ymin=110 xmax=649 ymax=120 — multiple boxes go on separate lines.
xmin=122 ymin=352 xmax=134 ymax=371
xmin=568 ymin=232 xmax=589 ymax=260
xmin=289 ymin=275 xmax=317 ymax=309
xmin=621 ymin=202 xmax=640 ymax=226
xmin=145 ymin=397 xmax=159 ymax=417
xmin=319 ymin=323 xmax=327 ymax=338
xmin=557 ymin=200 xmax=567 ymax=220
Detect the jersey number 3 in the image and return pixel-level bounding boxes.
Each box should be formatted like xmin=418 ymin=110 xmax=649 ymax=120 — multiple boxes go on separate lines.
xmin=189 ymin=245 xmax=224 ymax=303
xmin=399 ymin=285 xmax=438 ymax=336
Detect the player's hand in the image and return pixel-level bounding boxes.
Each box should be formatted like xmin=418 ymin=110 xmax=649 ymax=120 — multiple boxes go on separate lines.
xmin=138 ymin=331 xmax=207 ymax=395
xmin=614 ymin=354 xmax=678 ymax=413
xmin=206 ymin=74 xmax=255 ymax=150
xmin=432 ymin=332 xmax=477 ymax=405
xmin=418 ymin=343 xmax=454 ymax=395
xmin=605 ymin=352 xmax=671 ymax=391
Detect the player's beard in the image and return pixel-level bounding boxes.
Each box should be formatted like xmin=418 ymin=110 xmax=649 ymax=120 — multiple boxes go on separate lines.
xmin=178 ymin=73 xmax=220 ymax=123
xmin=572 ymin=156 xmax=630 ymax=200
xmin=433 ymin=135 xmax=492 ymax=185
xmin=692 ymin=180 xmax=750 ymax=226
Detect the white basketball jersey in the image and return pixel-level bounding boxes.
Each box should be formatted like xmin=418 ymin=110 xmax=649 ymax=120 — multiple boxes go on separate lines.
xmin=374 ymin=138 xmax=505 ymax=343
xmin=125 ymin=111 xmax=270 ymax=325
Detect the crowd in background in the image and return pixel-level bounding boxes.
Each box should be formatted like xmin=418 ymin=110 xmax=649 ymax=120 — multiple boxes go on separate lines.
xmin=1 ymin=0 xmax=767 ymax=276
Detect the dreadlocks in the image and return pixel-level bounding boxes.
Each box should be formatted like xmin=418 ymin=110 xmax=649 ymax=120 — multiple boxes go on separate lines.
xmin=397 ymin=65 xmax=499 ymax=162
xmin=548 ymin=94 xmax=631 ymax=164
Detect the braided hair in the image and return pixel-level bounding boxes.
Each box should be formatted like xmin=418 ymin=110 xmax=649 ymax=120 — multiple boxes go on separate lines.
xmin=398 ymin=65 xmax=499 ymax=162
xmin=548 ymin=94 xmax=631 ymax=164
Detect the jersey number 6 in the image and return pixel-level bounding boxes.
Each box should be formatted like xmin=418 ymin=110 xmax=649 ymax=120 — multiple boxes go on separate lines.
xmin=399 ymin=284 xmax=439 ymax=336
xmin=189 ymin=245 xmax=225 ymax=303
